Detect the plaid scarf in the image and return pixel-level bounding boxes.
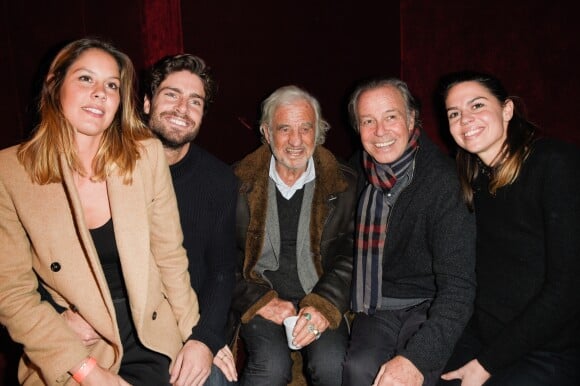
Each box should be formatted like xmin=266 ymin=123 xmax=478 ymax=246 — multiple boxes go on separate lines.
xmin=352 ymin=128 xmax=420 ymax=314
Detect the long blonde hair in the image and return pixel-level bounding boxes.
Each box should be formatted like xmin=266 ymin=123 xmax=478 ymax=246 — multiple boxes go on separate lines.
xmin=18 ymin=37 xmax=151 ymax=184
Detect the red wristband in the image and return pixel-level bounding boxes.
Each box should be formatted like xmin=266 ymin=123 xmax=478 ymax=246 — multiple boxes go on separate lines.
xmin=72 ymin=357 xmax=97 ymax=384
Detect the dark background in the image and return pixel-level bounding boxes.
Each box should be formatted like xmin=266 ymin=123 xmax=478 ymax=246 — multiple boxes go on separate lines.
xmin=1 ymin=0 xmax=578 ymax=384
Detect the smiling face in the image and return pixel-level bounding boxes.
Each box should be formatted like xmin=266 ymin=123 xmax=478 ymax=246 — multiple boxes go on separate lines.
xmin=144 ymin=70 xmax=205 ymax=149
xmin=264 ymin=99 xmax=316 ymax=183
xmin=357 ymin=85 xmax=414 ymax=164
xmin=59 ymin=48 xmax=121 ymax=144
xmin=445 ymin=81 xmax=513 ymax=165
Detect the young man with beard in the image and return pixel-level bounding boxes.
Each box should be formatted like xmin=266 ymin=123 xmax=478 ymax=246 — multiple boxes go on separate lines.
xmin=142 ymin=54 xmax=238 ymax=385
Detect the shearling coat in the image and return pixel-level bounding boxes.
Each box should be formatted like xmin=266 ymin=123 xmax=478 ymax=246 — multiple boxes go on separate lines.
xmin=0 ymin=138 xmax=199 ymax=385
xmin=232 ymin=144 xmax=357 ymax=329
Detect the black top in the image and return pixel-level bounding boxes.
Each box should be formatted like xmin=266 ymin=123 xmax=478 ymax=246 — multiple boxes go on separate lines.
xmin=170 ymin=143 xmax=238 ymax=354
xmin=90 ymin=218 xmax=127 ymax=300
xmin=472 ymin=138 xmax=580 ymax=373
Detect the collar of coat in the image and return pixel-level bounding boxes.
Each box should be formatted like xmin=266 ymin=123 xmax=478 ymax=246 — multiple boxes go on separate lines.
xmin=234 ymin=144 xmax=349 ymax=277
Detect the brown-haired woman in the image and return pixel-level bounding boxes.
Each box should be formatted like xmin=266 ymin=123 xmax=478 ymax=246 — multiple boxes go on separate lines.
xmin=438 ymin=71 xmax=580 ymax=386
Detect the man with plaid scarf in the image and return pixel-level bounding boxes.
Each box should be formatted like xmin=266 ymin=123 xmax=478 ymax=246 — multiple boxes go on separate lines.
xmin=342 ymin=78 xmax=476 ymax=386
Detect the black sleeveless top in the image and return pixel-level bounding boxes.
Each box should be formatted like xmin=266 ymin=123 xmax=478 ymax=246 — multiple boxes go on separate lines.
xmin=89 ymin=218 xmax=128 ymax=300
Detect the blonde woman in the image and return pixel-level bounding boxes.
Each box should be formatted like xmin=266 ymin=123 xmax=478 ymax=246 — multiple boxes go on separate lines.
xmin=0 ymin=38 xmax=199 ymax=385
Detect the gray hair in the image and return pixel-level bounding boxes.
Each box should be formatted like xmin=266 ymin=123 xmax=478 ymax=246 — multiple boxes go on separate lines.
xmin=347 ymin=77 xmax=421 ymax=132
xmin=259 ymin=85 xmax=330 ymax=145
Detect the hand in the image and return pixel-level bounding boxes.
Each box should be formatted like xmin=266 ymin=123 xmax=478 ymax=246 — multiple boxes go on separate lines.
xmin=169 ymin=340 xmax=212 ymax=386
xmin=63 ymin=309 xmax=100 ymax=346
xmin=256 ymin=297 xmax=296 ymax=324
xmin=373 ymin=355 xmax=424 ymax=386
xmin=213 ymin=344 xmax=238 ymax=382
xmin=440 ymin=359 xmax=490 ymax=386
xmin=291 ymin=306 xmax=330 ymax=348
xmin=70 ymin=359 xmax=131 ymax=385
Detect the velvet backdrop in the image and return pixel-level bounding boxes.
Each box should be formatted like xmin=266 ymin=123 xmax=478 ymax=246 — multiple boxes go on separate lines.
xmin=0 ymin=0 xmax=182 ymax=151
xmin=400 ymin=0 xmax=580 ymax=151
xmin=141 ymin=0 xmax=183 ymax=67
xmin=180 ymin=0 xmax=401 ymax=164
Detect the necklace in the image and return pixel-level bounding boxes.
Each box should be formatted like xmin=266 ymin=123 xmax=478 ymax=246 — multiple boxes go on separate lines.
xmin=476 ymin=157 xmax=494 ymax=179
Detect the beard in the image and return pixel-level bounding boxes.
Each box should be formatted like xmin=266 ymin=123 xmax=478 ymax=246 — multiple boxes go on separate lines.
xmin=148 ymin=111 xmax=199 ymax=149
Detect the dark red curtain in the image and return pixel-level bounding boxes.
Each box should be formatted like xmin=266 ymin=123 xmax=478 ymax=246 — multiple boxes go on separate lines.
xmin=400 ymin=0 xmax=580 ymax=151
xmin=140 ymin=0 xmax=183 ymax=67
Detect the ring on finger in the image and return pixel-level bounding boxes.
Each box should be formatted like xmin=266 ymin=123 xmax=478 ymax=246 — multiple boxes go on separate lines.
xmin=304 ymin=312 xmax=312 ymax=321
xmin=308 ymin=323 xmax=321 ymax=339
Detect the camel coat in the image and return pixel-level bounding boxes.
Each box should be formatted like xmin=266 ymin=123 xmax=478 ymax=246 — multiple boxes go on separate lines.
xmin=0 ymin=138 xmax=199 ymax=385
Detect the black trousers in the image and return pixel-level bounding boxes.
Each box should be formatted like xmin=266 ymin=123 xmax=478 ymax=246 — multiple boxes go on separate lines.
xmin=114 ymin=297 xmax=171 ymax=386
xmin=342 ymin=301 xmax=441 ymax=386
xmin=438 ymin=326 xmax=580 ymax=386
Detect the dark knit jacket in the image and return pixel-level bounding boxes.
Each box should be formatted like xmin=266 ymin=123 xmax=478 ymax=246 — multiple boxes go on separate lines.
xmin=232 ymin=144 xmax=357 ymax=329
xmin=472 ymin=138 xmax=580 ymax=374
xmin=170 ymin=143 xmax=238 ymax=355
xmin=353 ymin=133 xmax=477 ymax=375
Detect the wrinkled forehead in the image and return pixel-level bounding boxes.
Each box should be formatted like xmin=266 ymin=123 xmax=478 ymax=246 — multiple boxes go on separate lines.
xmin=272 ymin=99 xmax=315 ymax=124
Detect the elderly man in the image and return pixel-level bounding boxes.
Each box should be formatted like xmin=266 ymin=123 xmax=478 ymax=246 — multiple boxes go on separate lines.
xmin=232 ymin=85 xmax=357 ymax=386
xmin=342 ymin=78 xmax=476 ymax=386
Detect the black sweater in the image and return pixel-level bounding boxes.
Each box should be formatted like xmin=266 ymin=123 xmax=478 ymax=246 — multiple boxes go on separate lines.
xmin=472 ymin=138 xmax=580 ymax=373
xmin=170 ymin=144 xmax=238 ymax=354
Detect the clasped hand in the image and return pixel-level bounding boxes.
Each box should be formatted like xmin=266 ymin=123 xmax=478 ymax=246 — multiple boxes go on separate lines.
xmin=257 ymin=298 xmax=329 ymax=348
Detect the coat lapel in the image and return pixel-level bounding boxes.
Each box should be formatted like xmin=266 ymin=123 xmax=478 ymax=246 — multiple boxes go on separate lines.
xmin=265 ymin=181 xmax=280 ymax=260
xmin=107 ymin=166 xmax=149 ymax=330
xmin=59 ymin=154 xmax=118 ymax=339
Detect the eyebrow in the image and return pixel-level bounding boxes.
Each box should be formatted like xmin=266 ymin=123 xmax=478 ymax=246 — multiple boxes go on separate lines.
xmin=275 ymin=122 xmax=314 ymax=129
xmin=71 ymin=67 xmax=94 ymax=74
xmin=380 ymin=108 xmax=403 ymax=116
xmin=446 ymin=96 xmax=489 ymax=111
xmin=71 ymin=67 xmax=120 ymax=81
xmin=359 ymin=108 xmax=400 ymax=118
xmin=158 ymin=86 xmax=205 ymax=100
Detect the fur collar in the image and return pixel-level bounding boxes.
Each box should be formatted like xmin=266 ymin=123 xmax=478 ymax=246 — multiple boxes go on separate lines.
xmin=234 ymin=144 xmax=348 ymax=277
xmin=235 ymin=144 xmax=348 ymax=194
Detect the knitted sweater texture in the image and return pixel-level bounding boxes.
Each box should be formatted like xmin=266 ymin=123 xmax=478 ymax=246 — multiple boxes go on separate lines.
xmin=170 ymin=144 xmax=238 ymax=354
xmin=473 ymin=138 xmax=580 ymax=373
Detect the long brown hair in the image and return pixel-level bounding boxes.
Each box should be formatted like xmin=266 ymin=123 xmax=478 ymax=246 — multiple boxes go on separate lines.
xmin=439 ymin=71 xmax=537 ymax=210
xmin=18 ymin=37 xmax=151 ymax=184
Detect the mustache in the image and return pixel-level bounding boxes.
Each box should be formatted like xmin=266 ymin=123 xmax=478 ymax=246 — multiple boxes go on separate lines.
xmin=159 ymin=111 xmax=195 ymax=126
